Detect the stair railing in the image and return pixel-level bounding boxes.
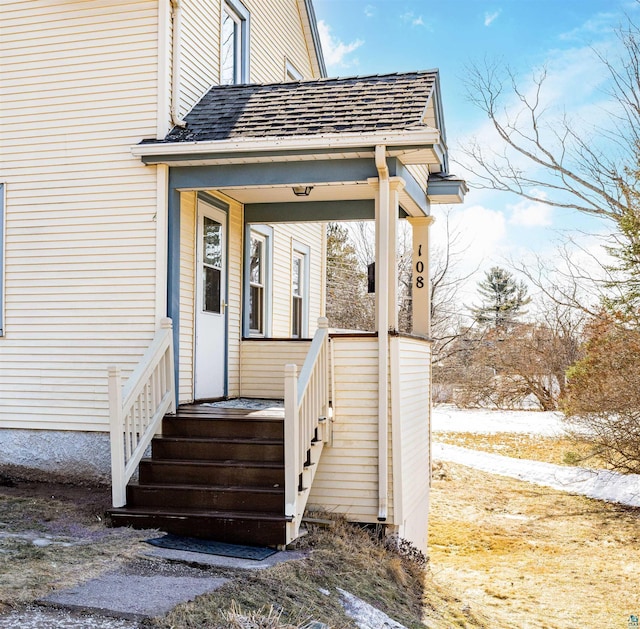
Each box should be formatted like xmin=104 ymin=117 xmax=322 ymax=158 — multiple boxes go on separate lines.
xmin=108 ymin=317 xmax=176 ymax=508
xmin=284 ymin=317 xmax=329 ymax=542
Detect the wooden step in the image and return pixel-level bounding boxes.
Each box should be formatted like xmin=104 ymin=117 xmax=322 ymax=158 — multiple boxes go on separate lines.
xmin=138 ymin=459 xmax=284 ymax=488
xmin=162 ymin=416 xmax=283 ymax=440
xmin=152 ymin=436 xmax=284 ymax=463
xmin=109 ymin=506 xmax=290 ymax=545
xmin=126 ymin=482 xmax=284 ymax=513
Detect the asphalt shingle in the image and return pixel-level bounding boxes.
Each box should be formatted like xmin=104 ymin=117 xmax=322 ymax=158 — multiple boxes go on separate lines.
xmin=157 ymin=70 xmax=438 ymax=143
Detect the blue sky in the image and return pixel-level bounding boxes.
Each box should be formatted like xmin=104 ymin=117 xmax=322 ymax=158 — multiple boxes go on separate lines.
xmin=313 ymin=0 xmax=637 ymax=286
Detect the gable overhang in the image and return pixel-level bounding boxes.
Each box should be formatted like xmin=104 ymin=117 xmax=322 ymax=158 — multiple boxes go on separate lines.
xmin=133 ymin=128 xmax=443 ymax=167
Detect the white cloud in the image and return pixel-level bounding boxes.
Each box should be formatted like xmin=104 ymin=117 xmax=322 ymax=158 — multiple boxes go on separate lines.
xmin=508 ymin=197 xmax=553 ymax=227
xmin=364 ymin=4 xmax=375 ymax=18
xmin=400 ymin=11 xmax=427 ymax=28
xmin=484 ymin=10 xmax=501 ymax=26
xmin=317 ymin=20 xmax=363 ymax=69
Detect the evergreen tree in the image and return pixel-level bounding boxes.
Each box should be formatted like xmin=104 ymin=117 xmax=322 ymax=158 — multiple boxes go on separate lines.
xmin=470 ymin=266 xmax=530 ymax=328
xmin=325 ymin=223 xmax=373 ymax=330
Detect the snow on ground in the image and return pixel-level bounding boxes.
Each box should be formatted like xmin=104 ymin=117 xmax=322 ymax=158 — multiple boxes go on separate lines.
xmin=433 ymin=404 xmax=565 ymax=436
xmin=433 ymin=443 xmax=640 ymax=508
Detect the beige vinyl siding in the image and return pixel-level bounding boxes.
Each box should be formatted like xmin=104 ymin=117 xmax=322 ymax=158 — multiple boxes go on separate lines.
xmin=179 ymin=0 xmax=219 ymax=118
xmin=394 ymin=336 xmax=431 ymax=551
xmin=0 ymin=0 xmax=160 ymax=431
xmin=239 ymin=340 xmax=311 ymax=398
xmin=226 ymin=197 xmax=244 ymax=397
xmin=243 ymin=0 xmax=315 ymax=82
xmin=179 ymin=193 xmax=197 ymax=403
xmin=179 ymin=0 xmax=317 ymax=118
xmin=309 ymin=336 xmax=381 ymax=521
xmin=270 ymin=222 xmax=324 ymax=338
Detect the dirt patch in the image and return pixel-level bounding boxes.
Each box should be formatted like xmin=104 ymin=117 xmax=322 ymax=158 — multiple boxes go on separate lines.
xmin=0 ymin=479 xmax=153 ymax=612
xmin=429 ymin=461 xmax=640 ymax=628
xmin=433 ymin=432 xmax=606 ymax=468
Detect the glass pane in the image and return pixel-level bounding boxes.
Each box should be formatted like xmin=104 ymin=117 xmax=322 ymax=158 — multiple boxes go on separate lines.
xmin=204 ymin=266 xmax=221 ymax=313
xmin=292 ymin=295 xmax=302 ymax=337
xmin=221 ymin=9 xmax=237 ymax=85
xmin=250 ymin=285 xmax=263 ymax=333
xmin=250 ymin=237 xmax=263 ymax=285
xmin=292 ymin=256 xmax=302 ymax=296
xmin=203 ymin=217 xmax=222 ymax=269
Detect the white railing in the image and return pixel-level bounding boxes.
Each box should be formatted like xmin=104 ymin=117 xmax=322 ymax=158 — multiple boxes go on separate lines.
xmin=108 ymin=317 xmax=176 ymax=508
xmin=284 ymin=317 xmax=330 ymax=542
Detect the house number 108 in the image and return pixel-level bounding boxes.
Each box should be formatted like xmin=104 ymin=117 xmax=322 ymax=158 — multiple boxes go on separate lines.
xmin=415 ymin=244 xmax=425 ymax=288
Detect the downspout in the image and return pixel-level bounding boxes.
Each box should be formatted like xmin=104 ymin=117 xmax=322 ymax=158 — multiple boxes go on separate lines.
xmin=375 ymin=144 xmax=389 ymax=522
xmin=170 ymin=0 xmax=187 ymax=128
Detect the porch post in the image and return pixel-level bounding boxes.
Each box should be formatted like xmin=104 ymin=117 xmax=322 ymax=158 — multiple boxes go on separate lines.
xmin=407 ymin=215 xmax=435 ymax=337
xmin=387 ymin=178 xmax=405 ymax=332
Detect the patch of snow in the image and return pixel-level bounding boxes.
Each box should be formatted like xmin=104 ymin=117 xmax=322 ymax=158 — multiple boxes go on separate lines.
xmin=433 ymin=404 xmax=564 ymax=436
xmin=433 ymin=443 xmax=640 ymax=508
xmin=338 ymin=588 xmax=407 ymax=629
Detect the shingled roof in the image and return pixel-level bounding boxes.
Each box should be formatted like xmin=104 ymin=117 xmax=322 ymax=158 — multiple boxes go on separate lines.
xmin=159 ymin=70 xmax=439 ymax=143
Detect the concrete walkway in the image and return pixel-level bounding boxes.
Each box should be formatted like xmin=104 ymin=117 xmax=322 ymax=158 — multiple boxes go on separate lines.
xmin=0 ymin=546 xmax=306 ymax=628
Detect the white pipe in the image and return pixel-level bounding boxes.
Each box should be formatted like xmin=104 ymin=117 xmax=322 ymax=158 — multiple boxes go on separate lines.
xmin=375 ymin=144 xmax=389 ymax=522
xmin=170 ymin=0 xmax=187 ymax=128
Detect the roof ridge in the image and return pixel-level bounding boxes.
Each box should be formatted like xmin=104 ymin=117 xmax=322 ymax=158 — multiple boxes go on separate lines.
xmin=209 ymin=69 xmax=439 ymax=90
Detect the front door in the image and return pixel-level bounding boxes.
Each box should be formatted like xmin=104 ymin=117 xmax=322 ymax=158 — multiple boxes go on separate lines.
xmin=194 ymin=198 xmax=227 ymax=399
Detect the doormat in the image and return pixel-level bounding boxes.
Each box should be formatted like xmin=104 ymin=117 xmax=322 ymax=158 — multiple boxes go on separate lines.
xmin=145 ymin=534 xmax=278 ymax=560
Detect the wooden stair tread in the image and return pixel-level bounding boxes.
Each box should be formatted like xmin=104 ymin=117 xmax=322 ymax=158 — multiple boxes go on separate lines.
xmin=155 ymin=436 xmax=283 ymax=445
xmin=129 ymin=481 xmax=284 ymax=494
xmin=110 ymin=506 xmax=292 ymax=522
xmin=141 ymin=458 xmax=283 ymax=468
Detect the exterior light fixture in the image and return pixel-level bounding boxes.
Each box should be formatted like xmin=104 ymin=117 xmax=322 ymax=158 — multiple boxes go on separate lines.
xmin=292 ymin=186 xmax=313 ymax=197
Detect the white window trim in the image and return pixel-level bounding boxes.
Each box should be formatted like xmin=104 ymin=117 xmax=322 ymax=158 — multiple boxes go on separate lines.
xmin=244 ymin=224 xmax=272 ymax=337
xmin=292 ymin=241 xmax=310 ymax=338
xmin=0 ymin=183 xmax=4 ymax=337
xmin=221 ymin=0 xmax=250 ymax=85
xmin=285 ymin=59 xmax=303 ymax=81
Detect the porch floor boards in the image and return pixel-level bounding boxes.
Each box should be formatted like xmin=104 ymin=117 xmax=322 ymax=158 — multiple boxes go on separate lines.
xmin=109 ymin=404 xmax=291 ymax=547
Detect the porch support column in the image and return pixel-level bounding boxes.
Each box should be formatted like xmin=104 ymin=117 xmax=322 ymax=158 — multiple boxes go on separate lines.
xmin=387 ymin=177 xmax=405 ymax=331
xmin=407 ymin=215 xmax=435 ymax=337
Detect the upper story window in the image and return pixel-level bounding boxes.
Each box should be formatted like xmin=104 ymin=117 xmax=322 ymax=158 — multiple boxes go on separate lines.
xmin=285 ymin=60 xmax=303 ymax=82
xmin=221 ymin=0 xmax=250 ymax=85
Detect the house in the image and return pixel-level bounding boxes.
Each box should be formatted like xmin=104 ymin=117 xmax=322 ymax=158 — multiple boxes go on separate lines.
xmin=0 ymin=0 xmax=466 ymax=552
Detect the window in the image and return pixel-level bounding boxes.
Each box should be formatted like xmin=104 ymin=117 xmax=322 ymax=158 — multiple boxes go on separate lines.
xmin=0 ymin=183 xmax=4 ymax=337
xmin=244 ymin=225 xmax=272 ymax=337
xmin=221 ymin=0 xmax=250 ymax=85
xmin=291 ymin=243 xmax=309 ymax=338
xmin=202 ymin=216 xmax=223 ymax=314
xmin=249 ymin=232 xmax=265 ymax=334
xmin=285 ymin=60 xmax=303 ymax=81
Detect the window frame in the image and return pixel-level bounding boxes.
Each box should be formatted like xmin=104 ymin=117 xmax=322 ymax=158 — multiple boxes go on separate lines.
xmin=285 ymin=60 xmax=303 ymax=81
xmin=243 ymin=224 xmax=272 ymax=337
xmin=220 ymin=0 xmax=250 ymax=85
xmin=291 ymin=242 xmax=310 ymax=338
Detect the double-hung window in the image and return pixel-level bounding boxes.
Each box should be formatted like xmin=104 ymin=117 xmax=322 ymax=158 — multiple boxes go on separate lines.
xmin=221 ymin=0 xmax=250 ymax=85
xmin=291 ymin=243 xmax=309 ymax=338
xmin=245 ymin=225 xmax=272 ymax=337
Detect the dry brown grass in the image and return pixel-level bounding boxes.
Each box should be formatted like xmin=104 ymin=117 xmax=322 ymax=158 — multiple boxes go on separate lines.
xmin=434 ymin=431 xmax=607 ymax=468
xmin=429 ymin=461 xmax=640 ymax=628
xmin=153 ymin=517 xmax=488 ymax=629
xmin=0 ymin=481 xmax=152 ymax=610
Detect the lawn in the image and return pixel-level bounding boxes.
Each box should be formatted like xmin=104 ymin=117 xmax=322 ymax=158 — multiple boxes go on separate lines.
xmin=429 ymin=461 xmax=640 ymax=628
